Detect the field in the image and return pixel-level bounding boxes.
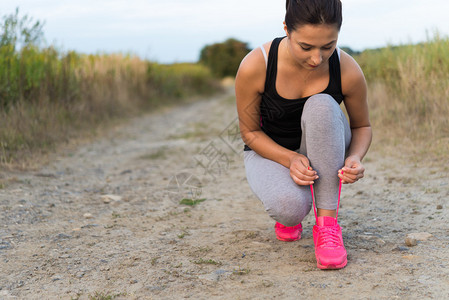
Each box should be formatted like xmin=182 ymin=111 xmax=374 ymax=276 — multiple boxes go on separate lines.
xmin=0 ymin=33 xmax=448 ymax=298
xmin=0 ymin=45 xmax=221 ymax=168
xmin=355 ymin=34 xmax=449 ymax=162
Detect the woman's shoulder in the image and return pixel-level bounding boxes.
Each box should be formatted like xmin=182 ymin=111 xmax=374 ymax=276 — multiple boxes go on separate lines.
xmin=235 ymin=40 xmax=273 ymax=91
xmin=339 ymin=49 xmax=363 ymax=76
xmin=238 ymin=41 xmax=272 ymax=74
xmin=339 ymin=49 xmax=366 ymax=93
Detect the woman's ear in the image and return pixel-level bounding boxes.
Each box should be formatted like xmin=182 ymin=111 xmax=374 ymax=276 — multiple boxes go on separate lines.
xmin=283 ymin=21 xmax=289 ymax=37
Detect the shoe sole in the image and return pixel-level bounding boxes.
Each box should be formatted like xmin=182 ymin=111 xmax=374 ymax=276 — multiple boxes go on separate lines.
xmin=276 ymin=236 xmax=301 ymax=242
xmin=316 ymin=258 xmax=347 ymax=270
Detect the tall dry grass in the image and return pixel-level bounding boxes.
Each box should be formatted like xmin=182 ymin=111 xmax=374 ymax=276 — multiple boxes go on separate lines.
xmin=355 ymin=33 xmax=449 ymax=162
xmin=0 ymin=45 xmax=221 ymax=168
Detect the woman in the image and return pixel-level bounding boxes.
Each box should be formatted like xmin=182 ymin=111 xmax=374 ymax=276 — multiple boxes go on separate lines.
xmin=235 ymin=0 xmax=372 ymax=270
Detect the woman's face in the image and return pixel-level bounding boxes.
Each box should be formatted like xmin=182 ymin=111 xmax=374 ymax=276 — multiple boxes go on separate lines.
xmin=284 ymin=23 xmax=339 ymax=70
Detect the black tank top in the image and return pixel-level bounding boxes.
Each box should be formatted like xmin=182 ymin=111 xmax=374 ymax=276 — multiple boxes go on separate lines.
xmin=244 ymin=37 xmax=344 ymax=151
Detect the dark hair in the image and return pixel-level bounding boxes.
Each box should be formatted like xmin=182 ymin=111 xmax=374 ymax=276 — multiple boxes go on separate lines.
xmin=285 ymin=0 xmax=342 ymax=32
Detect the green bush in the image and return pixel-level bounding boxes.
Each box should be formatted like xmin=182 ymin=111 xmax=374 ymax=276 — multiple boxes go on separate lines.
xmin=199 ymin=38 xmax=251 ymax=78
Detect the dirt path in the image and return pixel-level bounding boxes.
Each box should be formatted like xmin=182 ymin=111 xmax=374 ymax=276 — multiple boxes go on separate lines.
xmin=1 ymin=89 xmax=448 ymax=299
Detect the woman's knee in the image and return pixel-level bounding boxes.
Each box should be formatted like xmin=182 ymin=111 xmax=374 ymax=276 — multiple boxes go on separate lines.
xmin=265 ymin=195 xmax=311 ymax=227
xmin=302 ymin=94 xmax=342 ymax=130
xmin=304 ymin=94 xmax=339 ymax=116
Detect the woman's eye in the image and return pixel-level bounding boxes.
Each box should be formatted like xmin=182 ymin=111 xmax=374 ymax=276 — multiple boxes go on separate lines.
xmin=301 ymin=46 xmax=312 ymax=51
xmin=322 ymin=47 xmax=333 ymax=50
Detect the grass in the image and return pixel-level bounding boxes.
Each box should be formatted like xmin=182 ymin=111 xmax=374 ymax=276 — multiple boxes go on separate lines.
xmin=178 ymin=231 xmax=190 ymax=239
xmin=151 ymin=257 xmax=160 ymax=266
xmin=197 ymin=246 xmax=212 ymax=253
xmin=353 ymin=32 xmax=449 ymax=164
xmin=111 ymin=212 xmax=121 ymax=219
xmin=139 ymin=147 xmax=168 ymax=160
xmin=168 ymin=121 xmax=219 ymax=140
xmin=193 ymin=258 xmax=222 ymax=265
xmin=179 ymin=198 xmax=206 ymax=206
xmin=0 ymin=44 xmax=221 ymax=169
xmin=232 ymin=266 xmax=250 ymax=275
xmin=88 ymin=292 xmax=126 ymax=300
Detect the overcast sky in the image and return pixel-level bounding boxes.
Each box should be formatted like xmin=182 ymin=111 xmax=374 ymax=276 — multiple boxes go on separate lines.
xmin=3 ymin=0 xmax=449 ymax=63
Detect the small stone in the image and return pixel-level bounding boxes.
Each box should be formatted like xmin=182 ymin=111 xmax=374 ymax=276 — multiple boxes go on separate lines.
xmin=101 ymin=194 xmax=122 ymax=204
xmin=0 ymin=240 xmax=12 ymax=250
xmin=375 ymin=238 xmax=386 ymax=246
xmin=55 ymin=233 xmax=72 ymax=240
xmin=81 ymin=224 xmax=99 ymax=229
xmin=72 ymin=228 xmax=81 ymax=232
xmin=0 ymin=290 xmax=14 ymax=297
xmin=437 ymin=205 xmax=443 ymax=210
xmin=392 ymin=246 xmax=409 ymax=252
xmin=405 ymin=237 xmax=417 ymax=247
xmin=83 ymin=213 xmax=93 ymax=219
xmin=402 ymin=255 xmax=420 ymax=260
xmin=406 ymin=232 xmax=432 ymax=241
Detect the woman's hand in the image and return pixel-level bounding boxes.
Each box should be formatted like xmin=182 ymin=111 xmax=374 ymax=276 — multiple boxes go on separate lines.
xmin=289 ymin=153 xmax=319 ymax=185
xmin=338 ymin=155 xmax=365 ymax=184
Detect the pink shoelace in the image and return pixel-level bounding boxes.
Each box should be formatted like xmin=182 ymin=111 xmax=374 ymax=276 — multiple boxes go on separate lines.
xmin=310 ymin=174 xmax=343 ymax=248
xmin=316 ymin=226 xmax=341 ymax=248
xmin=310 ymin=173 xmax=343 ymax=221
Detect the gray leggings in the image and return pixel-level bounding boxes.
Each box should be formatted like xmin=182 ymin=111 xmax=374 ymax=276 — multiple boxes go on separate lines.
xmin=244 ymin=94 xmax=351 ymax=227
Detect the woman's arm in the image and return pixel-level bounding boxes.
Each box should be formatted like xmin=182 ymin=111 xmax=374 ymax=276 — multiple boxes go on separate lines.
xmin=338 ymin=51 xmax=373 ymax=184
xmin=235 ymin=46 xmax=318 ymax=185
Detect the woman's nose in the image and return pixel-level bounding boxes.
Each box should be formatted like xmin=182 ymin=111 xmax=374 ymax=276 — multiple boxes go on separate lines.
xmin=311 ymin=51 xmax=323 ymax=65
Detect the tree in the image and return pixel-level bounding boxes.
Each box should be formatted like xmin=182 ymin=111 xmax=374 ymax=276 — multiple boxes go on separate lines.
xmin=0 ymin=7 xmax=45 ymax=51
xmin=199 ymin=38 xmax=251 ymax=78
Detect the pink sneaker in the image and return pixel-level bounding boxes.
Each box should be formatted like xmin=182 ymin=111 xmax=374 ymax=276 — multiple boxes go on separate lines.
xmin=313 ymin=216 xmax=347 ymax=269
xmin=275 ymin=222 xmax=302 ymax=242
